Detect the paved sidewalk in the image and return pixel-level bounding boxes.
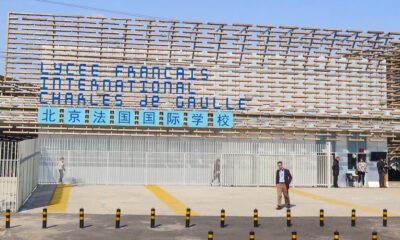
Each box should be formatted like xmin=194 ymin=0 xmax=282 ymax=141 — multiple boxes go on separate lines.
xmin=2 ymin=185 xmax=399 ymax=239
xmin=21 ymin=185 xmax=400 ymax=217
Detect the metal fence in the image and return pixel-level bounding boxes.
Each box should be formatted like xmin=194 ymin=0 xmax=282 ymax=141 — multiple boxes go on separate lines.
xmin=38 ymin=136 xmax=332 ymax=187
xmin=0 ymin=136 xmax=331 ymax=211
xmin=0 ymin=140 xmax=40 ymax=211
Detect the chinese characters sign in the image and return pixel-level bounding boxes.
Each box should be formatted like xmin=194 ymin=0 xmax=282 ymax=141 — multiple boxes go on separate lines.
xmin=38 ymin=108 xmax=234 ymax=128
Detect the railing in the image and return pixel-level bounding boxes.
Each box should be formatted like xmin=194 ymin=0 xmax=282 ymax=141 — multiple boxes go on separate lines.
xmin=38 ymin=136 xmax=332 ymax=187
xmin=17 ymin=140 xmax=40 ymax=210
xmin=1 ymin=136 xmax=331 ymax=211
xmin=0 ymin=141 xmax=18 ymax=211
xmin=0 ymin=140 xmax=39 ymax=212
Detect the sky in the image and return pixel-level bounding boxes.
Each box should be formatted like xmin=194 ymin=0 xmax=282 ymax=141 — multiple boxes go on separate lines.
xmin=1 ymin=0 xmax=400 ymax=75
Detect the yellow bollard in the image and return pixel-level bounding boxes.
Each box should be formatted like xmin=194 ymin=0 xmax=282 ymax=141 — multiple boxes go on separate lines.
xmin=42 ymin=208 xmax=47 ymax=229
xmin=287 ymin=209 xmax=292 ymax=227
xmin=208 ymin=230 xmax=214 ymax=240
xmin=150 ymin=208 xmax=155 ymax=228
xmin=249 ymin=230 xmax=255 ymax=240
xmin=79 ymin=208 xmax=84 ymax=228
xmin=5 ymin=209 xmax=10 ymax=229
xmin=185 ymin=208 xmax=191 ymax=228
xmin=372 ymin=231 xmax=378 ymax=240
xmin=383 ymin=209 xmax=387 ymax=227
xmin=116 ymin=208 xmax=121 ymax=229
xmin=320 ymin=209 xmax=324 ymax=227
xmin=220 ymin=209 xmax=225 ymax=228
xmin=351 ymin=209 xmax=356 ymax=227
xmin=334 ymin=231 xmax=339 ymax=240
xmin=253 ymin=209 xmax=259 ymax=227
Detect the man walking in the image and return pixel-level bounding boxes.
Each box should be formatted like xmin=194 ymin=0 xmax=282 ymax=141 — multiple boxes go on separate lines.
xmin=57 ymin=157 xmax=65 ymax=183
xmin=210 ymin=158 xmax=221 ymax=186
xmin=275 ymin=161 xmax=292 ymax=210
xmin=377 ymin=158 xmax=387 ymax=188
xmin=332 ymin=156 xmax=340 ymax=188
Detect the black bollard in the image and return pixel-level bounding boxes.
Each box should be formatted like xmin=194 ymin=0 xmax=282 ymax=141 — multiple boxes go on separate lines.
xmin=116 ymin=208 xmax=121 ymax=229
xmin=292 ymin=231 xmax=297 ymax=240
xmin=220 ymin=209 xmax=225 ymax=228
xmin=383 ymin=209 xmax=387 ymax=227
xmin=5 ymin=209 xmax=10 ymax=229
xmin=372 ymin=231 xmax=378 ymax=240
xmin=253 ymin=209 xmax=259 ymax=227
xmin=150 ymin=208 xmax=155 ymax=228
xmin=249 ymin=230 xmax=255 ymax=240
xmin=185 ymin=208 xmax=191 ymax=228
xmin=287 ymin=209 xmax=292 ymax=227
xmin=334 ymin=230 xmax=340 ymax=240
xmin=42 ymin=208 xmax=47 ymax=229
xmin=351 ymin=209 xmax=356 ymax=227
xmin=79 ymin=208 xmax=84 ymax=228
xmin=320 ymin=209 xmax=324 ymax=227
xmin=208 ymin=230 xmax=214 ymax=240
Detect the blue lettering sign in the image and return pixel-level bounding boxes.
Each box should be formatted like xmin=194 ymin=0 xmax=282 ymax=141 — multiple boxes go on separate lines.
xmin=188 ymin=111 xmax=208 ymax=128
xmin=163 ymin=111 xmax=184 ymax=127
xmin=39 ymin=62 xmax=246 ymax=111
xmin=64 ymin=108 xmax=85 ymax=125
xmin=89 ymin=109 xmax=110 ymax=125
xmin=213 ymin=112 xmax=234 ymax=128
xmin=38 ymin=107 xmax=60 ymax=124
xmin=114 ymin=109 xmax=135 ymax=126
xmin=139 ymin=110 xmax=159 ymax=127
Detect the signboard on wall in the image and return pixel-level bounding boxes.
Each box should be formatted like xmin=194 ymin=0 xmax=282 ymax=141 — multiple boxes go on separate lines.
xmin=38 ymin=62 xmax=243 ymax=128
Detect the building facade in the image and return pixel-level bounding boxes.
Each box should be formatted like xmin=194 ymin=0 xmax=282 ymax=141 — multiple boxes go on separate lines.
xmin=1 ymin=12 xmax=400 ymax=186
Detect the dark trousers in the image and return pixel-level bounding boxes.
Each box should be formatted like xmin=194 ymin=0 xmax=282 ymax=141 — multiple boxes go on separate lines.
xmin=358 ymin=172 xmax=366 ymax=186
xmin=59 ymin=169 xmax=64 ymax=183
xmin=378 ymin=172 xmax=384 ymax=187
xmin=333 ymin=175 xmax=338 ymax=187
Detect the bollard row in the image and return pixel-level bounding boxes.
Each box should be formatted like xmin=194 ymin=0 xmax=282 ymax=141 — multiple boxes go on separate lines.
xmin=2 ymin=207 xmax=389 ymax=238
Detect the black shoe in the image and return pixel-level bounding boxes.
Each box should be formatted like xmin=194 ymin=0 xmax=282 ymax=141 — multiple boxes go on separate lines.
xmin=276 ymin=206 xmax=282 ymax=210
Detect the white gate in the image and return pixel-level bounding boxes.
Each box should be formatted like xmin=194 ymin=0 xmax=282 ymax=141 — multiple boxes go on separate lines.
xmin=38 ymin=136 xmax=332 ymax=187
xmin=0 ymin=140 xmax=39 ymax=212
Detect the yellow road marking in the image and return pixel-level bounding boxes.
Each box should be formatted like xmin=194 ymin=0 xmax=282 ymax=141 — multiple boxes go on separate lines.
xmin=145 ymin=185 xmax=199 ymax=216
xmin=290 ymin=188 xmax=400 ymax=217
xmin=47 ymin=184 xmax=71 ymax=213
